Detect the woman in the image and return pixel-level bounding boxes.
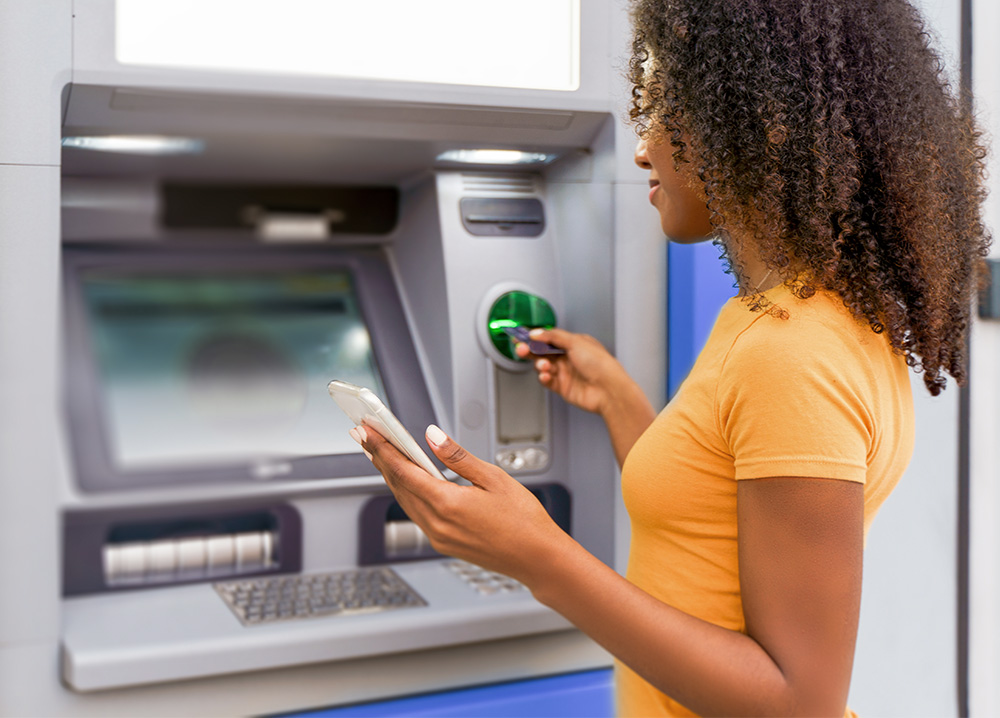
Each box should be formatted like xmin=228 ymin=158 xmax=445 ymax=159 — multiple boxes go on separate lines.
xmin=350 ymin=0 xmax=989 ymax=714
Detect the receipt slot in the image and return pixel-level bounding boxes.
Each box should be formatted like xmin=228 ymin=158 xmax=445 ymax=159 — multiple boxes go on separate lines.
xmin=478 ymin=288 xmax=558 ymax=474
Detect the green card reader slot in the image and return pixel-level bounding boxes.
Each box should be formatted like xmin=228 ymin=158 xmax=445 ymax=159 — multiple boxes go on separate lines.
xmin=486 ymin=291 xmax=558 ymax=362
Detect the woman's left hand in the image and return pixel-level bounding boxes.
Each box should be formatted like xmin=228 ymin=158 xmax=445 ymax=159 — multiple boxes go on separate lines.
xmin=350 ymin=423 xmax=570 ymax=587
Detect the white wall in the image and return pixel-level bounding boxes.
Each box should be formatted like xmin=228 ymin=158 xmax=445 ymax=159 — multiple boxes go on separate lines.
xmin=969 ymin=0 xmax=1000 ymax=713
xmin=848 ymin=1 xmax=964 ymax=716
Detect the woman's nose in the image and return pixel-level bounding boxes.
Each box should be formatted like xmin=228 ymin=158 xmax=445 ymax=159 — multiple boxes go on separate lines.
xmin=634 ymin=138 xmax=652 ymax=170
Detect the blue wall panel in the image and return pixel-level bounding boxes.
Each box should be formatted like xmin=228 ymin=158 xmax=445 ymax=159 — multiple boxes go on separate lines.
xmin=280 ymin=668 xmax=614 ymax=718
xmin=667 ymin=241 xmax=734 ymax=397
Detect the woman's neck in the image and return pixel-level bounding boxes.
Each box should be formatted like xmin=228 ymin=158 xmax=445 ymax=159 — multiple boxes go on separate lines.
xmin=734 ymin=248 xmax=781 ymax=296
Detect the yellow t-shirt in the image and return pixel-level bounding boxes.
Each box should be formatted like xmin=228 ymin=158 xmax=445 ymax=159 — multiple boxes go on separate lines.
xmin=617 ymin=285 xmax=915 ymax=717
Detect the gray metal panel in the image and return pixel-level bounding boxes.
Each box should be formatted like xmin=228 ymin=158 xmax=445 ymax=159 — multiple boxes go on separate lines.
xmin=387 ymin=179 xmax=455 ymax=433
xmin=3 ymin=631 xmax=609 ymax=718
xmin=0 ymin=1 xmax=71 ymax=165
xmin=62 ymin=85 xmax=614 ymax=187
xmin=434 ymin=171 xmax=564 ymax=463
xmin=0 ymin=4 xmax=72 ymax=700
xmin=0 ymin=166 xmax=63 ymax=647
xmin=61 ymin=560 xmax=572 ymax=691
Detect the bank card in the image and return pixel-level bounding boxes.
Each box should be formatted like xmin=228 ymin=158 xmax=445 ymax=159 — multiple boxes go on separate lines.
xmin=503 ymin=326 xmax=566 ymax=355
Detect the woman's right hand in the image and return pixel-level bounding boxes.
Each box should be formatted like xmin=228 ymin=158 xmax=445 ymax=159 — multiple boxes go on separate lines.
xmin=517 ymin=327 xmax=657 ymax=468
xmin=514 ymin=328 xmax=627 ymax=417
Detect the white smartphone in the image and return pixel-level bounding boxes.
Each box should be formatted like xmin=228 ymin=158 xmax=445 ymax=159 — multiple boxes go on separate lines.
xmin=327 ymin=379 xmax=448 ymax=482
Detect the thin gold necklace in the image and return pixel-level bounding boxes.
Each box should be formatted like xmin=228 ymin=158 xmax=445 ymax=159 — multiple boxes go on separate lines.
xmin=752 ymin=269 xmax=773 ymax=293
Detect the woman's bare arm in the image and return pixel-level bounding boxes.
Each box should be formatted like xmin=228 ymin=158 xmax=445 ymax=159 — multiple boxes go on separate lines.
xmin=532 ymin=476 xmax=862 ymax=716
xmin=357 ymin=425 xmax=864 ymax=717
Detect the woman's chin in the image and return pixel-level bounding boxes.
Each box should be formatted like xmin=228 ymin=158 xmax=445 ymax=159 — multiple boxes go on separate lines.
xmin=664 ymin=229 xmax=715 ymax=244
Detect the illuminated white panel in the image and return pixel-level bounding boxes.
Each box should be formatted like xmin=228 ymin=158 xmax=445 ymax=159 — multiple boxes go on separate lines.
xmin=436 ymin=149 xmax=556 ymax=165
xmin=116 ymin=0 xmax=580 ymax=91
xmin=62 ymin=135 xmax=205 ymax=155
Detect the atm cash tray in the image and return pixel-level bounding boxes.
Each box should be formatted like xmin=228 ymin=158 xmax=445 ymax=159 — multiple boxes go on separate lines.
xmin=60 ymin=559 xmax=571 ymax=691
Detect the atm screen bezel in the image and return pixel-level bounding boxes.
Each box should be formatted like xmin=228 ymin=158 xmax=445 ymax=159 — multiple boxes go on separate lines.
xmin=62 ymin=244 xmax=439 ymax=493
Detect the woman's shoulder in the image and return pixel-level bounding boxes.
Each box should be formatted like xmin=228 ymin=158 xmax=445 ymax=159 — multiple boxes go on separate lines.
xmin=724 ymin=285 xmax=893 ymax=377
xmin=748 ymin=285 xmax=876 ymax=340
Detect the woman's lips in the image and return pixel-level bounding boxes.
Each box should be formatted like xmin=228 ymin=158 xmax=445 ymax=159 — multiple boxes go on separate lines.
xmin=648 ymin=180 xmax=660 ymax=204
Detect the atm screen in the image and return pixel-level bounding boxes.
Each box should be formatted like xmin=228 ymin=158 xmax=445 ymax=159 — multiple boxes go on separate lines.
xmin=63 ymin=247 xmax=438 ymax=492
xmin=81 ymin=270 xmax=386 ymax=471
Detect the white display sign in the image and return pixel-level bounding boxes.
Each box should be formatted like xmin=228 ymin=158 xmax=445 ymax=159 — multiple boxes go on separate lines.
xmin=116 ymin=0 xmax=580 ymax=91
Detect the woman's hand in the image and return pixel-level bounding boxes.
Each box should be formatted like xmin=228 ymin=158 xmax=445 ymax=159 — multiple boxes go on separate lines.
xmin=350 ymin=423 xmax=573 ymax=587
xmin=514 ymin=328 xmax=625 ymax=416
xmin=517 ymin=328 xmax=657 ymax=467
xmin=350 ymin=423 xmax=861 ymax=716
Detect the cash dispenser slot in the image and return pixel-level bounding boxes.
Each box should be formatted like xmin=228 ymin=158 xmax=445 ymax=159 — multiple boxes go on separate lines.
xmin=63 ymin=504 xmax=302 ymax=596
xmin=358 ymin=483 xmax=571 ymax=565
xmin=160 ymin=183 xmax=400 ymax=236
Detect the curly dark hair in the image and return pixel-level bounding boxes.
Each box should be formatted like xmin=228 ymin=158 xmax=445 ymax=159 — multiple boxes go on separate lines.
xmin=628 ymin=0 xmax=990 ymax=395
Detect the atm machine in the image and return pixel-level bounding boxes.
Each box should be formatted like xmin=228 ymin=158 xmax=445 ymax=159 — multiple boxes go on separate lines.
xmin=0 ymin=1 xmax=667 ymax=715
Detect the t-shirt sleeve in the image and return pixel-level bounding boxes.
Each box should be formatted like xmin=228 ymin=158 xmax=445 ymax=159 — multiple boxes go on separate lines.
xmin=716 ymin=317 xmax=875 ymax=483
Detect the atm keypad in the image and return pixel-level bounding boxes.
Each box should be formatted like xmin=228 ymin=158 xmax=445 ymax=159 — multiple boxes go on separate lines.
xmin=444 ymin=560 xmax=525 ymax=595
xmin=214 ymin=567 xmax=426 ymax=626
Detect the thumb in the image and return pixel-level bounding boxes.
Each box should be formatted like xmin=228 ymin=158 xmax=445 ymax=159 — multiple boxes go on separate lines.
xmin=529 ymin=326 xmax=573 ymax=349
xmin=425 ymin=424 xmax=501 ymax=489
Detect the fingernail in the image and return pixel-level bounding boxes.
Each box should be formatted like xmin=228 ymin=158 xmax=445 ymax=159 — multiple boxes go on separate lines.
xmin=349 ymin=427 xmax=361 ymax=444
xmin=529 ymin=328 xmax=544 ymax=338
xmin=349 ymin=426 xmax=368 ymax=444
xmin=362 ymin=449 xmax=373 ymax=461
xmin=425 ymin=424 xmax=448 ymax=447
